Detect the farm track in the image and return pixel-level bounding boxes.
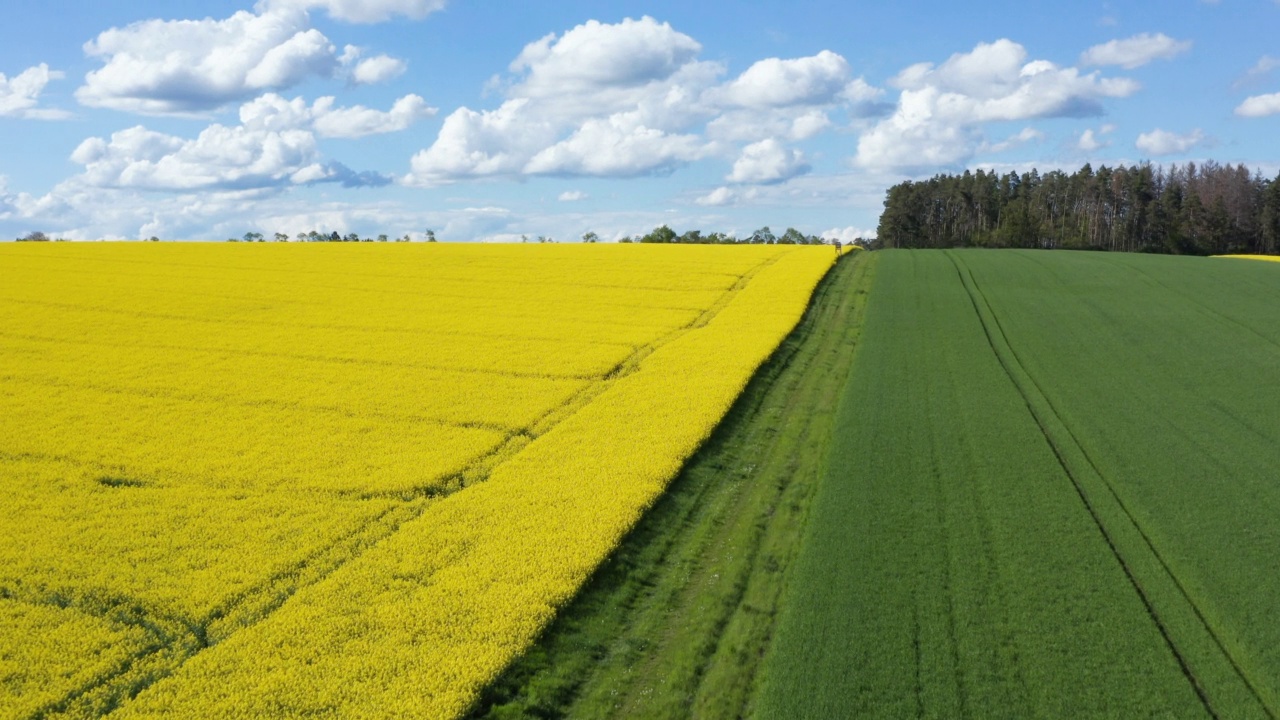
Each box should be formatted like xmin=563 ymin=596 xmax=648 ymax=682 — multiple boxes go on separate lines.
xmin=466 ymin=250 xmax=871 ymax=719
xmin=12 ymin=250 xmax=784 ymax=720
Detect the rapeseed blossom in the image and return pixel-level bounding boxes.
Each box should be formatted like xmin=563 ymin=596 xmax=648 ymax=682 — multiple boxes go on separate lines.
xmin=0 ymin=242 xmax=830 ymax=719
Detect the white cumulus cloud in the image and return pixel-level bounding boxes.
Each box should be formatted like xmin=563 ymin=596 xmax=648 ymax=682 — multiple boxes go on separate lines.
xmin=1135 ymin=128 xmax=1207 ymax=156
xmin=408 ymin=17 xmax=883 ymax=185
xmin=856 ymin=39 xmax=1139 ymax=171
xmin=511 ymin=17 xmax=703 ymax=100
xmin=352 ymin=55 xmax=407 ymax=84
xmin=71 ymin=124 xmax=326 ymax=190
xmin=69 ymin=95 xmax=402 ymax=192
xmin=408 ymin=17 xmax=721 ymax=184
xmin=0 ymin=64 xmax=69 ymax=119
xmin=713 ymin=51 xmax=863 ymax=108
xmin=726 ymin=139 xmax=809 ymax=183
xmin=410 ymin=99 xmax=558 ymax=180
xmin=1081 ymin=33 xmax=1192 ymax=69
xmin=558 ymin=190 xmax=587 ymax=201
xmin=238 ymin=93 xmax=435 ymax=138
xmin=311 ymin=95 xmax=434 ymax=137
xmin=525 ymin=115 xmax=710 ymax=177
xmin=694 ymin=186 xmax=739 ymax=207
xmin=1236 ymin=93 xmax=1280 ymax=118
xmin=705 ymin=55 xmax=884 ymax=144
xmin=78 ymin=5 xmax=435 ymax=115
xmin=76 ymin=9 xmax=343 ymax=115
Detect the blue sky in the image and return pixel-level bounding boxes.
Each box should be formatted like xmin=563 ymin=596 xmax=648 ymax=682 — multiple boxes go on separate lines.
xmin=1 ymin=0 xmax=1277 ymax=241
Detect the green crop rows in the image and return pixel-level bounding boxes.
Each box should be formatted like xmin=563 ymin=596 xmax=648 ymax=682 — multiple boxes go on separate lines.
xmin=758 ymin=249 xmax=1280 ymax=718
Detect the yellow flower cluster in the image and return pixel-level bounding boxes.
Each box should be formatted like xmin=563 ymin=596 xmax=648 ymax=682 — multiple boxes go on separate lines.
xmin=0 ymin=593 xmax=151 ymax=719
xmin=1217 ymin=254 xmax=1280 ymax=263
xmin=0 ymin=242 xmax=831 ymax=719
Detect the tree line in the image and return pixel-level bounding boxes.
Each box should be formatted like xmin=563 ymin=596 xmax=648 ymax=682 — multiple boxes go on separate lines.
xmin=232 ymin=225 xmax=855 ymax=245
xmin=230 ymin=229 xmax=437 ymax=242
xmin=15 ymin=225 xmax=869 ymax=245
xmin=612 ymin=225 xmax=842 ymax=245
xmin=876 ymin=161 xmax=1280 ymax=255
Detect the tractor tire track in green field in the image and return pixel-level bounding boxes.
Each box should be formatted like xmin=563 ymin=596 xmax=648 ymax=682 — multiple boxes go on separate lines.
xmin=946 ymin=250 xmax=1242 ymax=719
xmin=958 ymin=250 xmax=1280 ymax=718
xmin=948 ymin=249 xmax=1275 ymax=719
xmin=757 ymin=250 xmax=1218 ymax=719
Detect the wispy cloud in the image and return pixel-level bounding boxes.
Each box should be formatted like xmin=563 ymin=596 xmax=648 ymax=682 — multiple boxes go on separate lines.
xmin=1081 ymin=33 xmax=1192 ymax=69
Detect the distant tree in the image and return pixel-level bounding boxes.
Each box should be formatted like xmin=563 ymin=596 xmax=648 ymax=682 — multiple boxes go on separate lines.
xmin=678 ymin=229 xmax=703 ymax=244
xmin=244 ymin=232 xmax=263 ymax=242
xmin=618 ymin=235 xmax=633 ymax=243
xmin=749 ymin=226 xmax=776 ymax=244
xmin=227 ymin=237 xmax=239 ymax=242
xmin=521 ymin=234 xmax=529 ymax=243
xmin=329 ymin=231 xmax=341 ymax=242
xmin=18 ymin=231 xmax=49 ymax=242
xmin=344 ymin=232 xmax=360 ymax=242
xmin=274 ymin=232 xmax=288 ymax=242
xmin=148 ymin=236 xmax=160 ymax=242
xmin=640 ymin=225 xmax=677 ymax=243
xmin=425 ymin=229 xmax=437 ymax=242
xmin=377 ymin=234 xmax=389 ymax=242
xmin=582 ymin=231 xmax=600 ymax=243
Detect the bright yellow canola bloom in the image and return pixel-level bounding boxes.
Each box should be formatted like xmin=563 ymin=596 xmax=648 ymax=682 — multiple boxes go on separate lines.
xmin=0 ymin=242 xmax=832 ymax=719
xmin=1216 ymin=254 xmax=1280 ymax=263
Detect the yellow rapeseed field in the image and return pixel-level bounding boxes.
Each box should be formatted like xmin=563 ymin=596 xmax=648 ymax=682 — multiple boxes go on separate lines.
xmin=0 ymin=241 xmax=831 ymax=719
xmin=1217 ymin=254 xmax=1280 ymax=263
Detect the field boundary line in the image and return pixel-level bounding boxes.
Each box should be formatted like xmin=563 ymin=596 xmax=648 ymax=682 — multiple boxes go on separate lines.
xmin=944 ymin=250 xmax=1258 ymax=719
xmin=630 ymin=251 xmax=862 ymax=716
xmin=463 ymin=251 xmax=863 ymax=719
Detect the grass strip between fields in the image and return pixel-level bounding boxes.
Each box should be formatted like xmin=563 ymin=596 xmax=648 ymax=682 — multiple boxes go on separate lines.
xmin=465 ymin=250 xmax=873 ymax=719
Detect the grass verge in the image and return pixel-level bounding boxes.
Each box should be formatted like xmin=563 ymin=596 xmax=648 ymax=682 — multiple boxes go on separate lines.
xmin=465 ymin=250 xmax=875 ymax=720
